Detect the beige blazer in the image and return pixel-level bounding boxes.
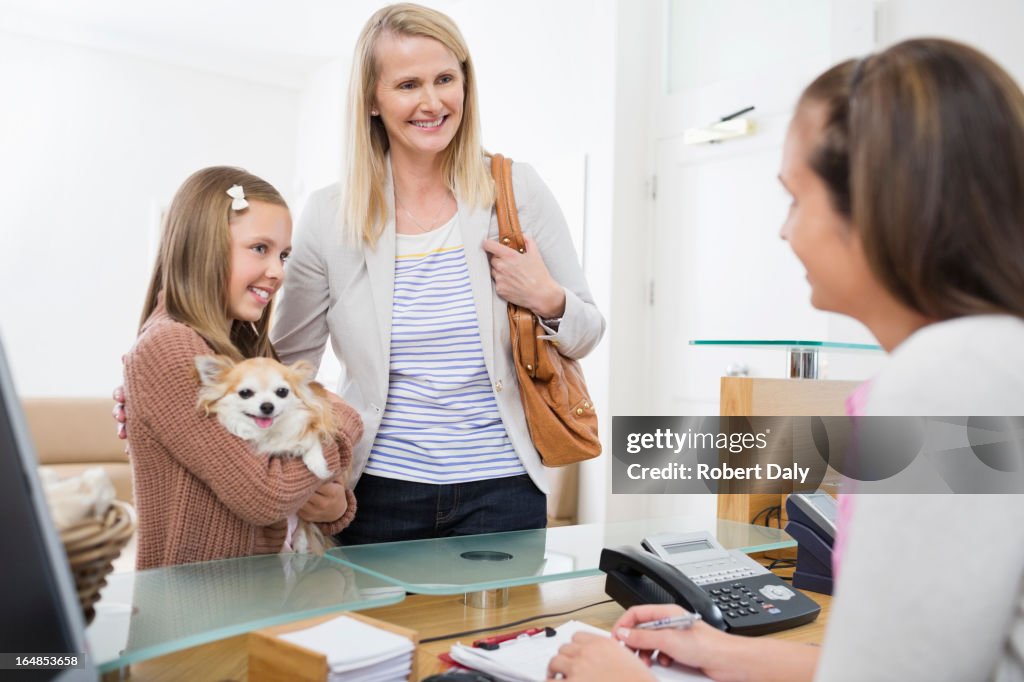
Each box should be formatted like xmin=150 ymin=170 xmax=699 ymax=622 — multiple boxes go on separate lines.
xmin=271 ymin=159 xmax=605 ymax=493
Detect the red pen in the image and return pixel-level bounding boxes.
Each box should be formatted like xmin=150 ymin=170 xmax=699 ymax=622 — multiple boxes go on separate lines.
xmin=473 ymin=626 xmax=556 ymax=650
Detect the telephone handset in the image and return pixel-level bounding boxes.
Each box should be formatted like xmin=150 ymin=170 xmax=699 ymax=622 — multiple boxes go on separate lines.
xmin=599 ymin=545 xmax=727 ymax=630
xmin=600 ymin=531 xmax=820 ymax=636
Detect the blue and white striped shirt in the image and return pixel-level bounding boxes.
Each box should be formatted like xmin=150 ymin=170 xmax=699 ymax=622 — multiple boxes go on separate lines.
xmin=365 ymin=216 xmax=527 ymax=484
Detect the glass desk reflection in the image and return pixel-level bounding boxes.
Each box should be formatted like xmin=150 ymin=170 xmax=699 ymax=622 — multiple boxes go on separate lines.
xmin=86 ymin=553 xmax=405 ymax=674
xmin=325 ymin=516 xmax=794 ymax=595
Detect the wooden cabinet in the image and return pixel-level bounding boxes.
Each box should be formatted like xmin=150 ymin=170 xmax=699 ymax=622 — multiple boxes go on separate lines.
xmin=717 ymin=377 xmax=857 ymax=525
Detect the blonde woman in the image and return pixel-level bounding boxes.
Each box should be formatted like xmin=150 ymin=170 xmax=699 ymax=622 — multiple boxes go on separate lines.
xmin=272 ymin=3 xmax=605 ymax=544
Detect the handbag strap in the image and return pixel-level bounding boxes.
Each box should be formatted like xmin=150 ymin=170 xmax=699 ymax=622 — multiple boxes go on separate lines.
xmin=491 ymin=154 xmax=526 ymax=254
xmin=491 ymin=154 xmax=539 ymax=378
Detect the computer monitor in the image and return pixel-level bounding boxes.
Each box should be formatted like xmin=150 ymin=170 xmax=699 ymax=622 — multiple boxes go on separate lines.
xmin=0 ymin=334 xmax=96 ymax=680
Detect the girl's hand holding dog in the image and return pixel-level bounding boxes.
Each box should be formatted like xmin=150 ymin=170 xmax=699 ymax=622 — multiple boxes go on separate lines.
xmin=298 ymin=472 xmax=348 ymax=523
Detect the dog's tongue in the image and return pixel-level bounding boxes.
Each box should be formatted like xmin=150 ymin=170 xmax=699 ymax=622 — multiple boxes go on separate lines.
xmin=254 ymin=416 xmax=274 ymax=429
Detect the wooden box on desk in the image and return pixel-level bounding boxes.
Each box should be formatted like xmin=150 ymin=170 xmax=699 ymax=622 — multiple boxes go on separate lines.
xmin=248 ymin=612 xmax=418 ymax=682
xmin=718 ymin=377 xmax=856 ymax=526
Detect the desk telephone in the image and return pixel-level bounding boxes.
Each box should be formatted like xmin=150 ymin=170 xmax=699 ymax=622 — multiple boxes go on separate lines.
xmin=600 ymin=531 xmax=820 ymax=636
xmin=785 ymin=492 xmax=839 ymax=594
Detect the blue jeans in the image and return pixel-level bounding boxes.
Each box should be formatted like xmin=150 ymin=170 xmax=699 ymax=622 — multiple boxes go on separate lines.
xmin=336 ymin=474 xmax=547 ymax=545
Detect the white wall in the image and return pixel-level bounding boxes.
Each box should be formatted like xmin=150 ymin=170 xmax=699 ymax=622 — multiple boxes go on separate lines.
xmin=877 ymin=0 xmax=1024 ymax=84
xmin=601 ymin=1 xmax=660 ymax=523
xmin=0 ymin=29 xmax=300 ymax=397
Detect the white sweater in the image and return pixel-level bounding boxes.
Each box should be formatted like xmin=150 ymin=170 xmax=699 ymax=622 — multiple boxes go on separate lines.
xmin=816 ymin=316 xmax=1024 ymax=681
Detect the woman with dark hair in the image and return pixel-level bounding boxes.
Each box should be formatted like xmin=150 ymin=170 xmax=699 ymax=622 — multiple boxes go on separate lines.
xmin=547 ymin=38 xmax=1024 ymax=682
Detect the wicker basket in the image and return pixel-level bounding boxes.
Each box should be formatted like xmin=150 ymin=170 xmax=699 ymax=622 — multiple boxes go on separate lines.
xmin=59 ymin=499 xmax=137 ymax=624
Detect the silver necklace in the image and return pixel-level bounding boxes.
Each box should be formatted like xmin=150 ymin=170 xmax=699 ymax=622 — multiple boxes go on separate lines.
xmin=396 ymin=192 xmax=451 ymax=233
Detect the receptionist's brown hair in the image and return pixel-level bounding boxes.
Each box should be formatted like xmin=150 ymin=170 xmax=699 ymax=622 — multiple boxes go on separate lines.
xmin=798 ymin=38 xmax=1024 ymax=321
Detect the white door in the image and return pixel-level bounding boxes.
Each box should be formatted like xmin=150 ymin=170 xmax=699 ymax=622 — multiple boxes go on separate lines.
xmin=649 ymin=0 xmax=877 ymax=417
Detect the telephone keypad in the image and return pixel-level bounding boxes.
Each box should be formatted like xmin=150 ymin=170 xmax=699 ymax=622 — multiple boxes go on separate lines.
xmin=710 ymin=582 xmax=763 ymax=621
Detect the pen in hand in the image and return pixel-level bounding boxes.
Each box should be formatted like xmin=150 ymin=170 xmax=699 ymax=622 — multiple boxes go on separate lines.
xmin=635 ymin=613 xmax=702 ymax=631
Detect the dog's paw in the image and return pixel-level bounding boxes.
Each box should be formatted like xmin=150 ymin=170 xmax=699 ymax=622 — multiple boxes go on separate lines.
xmin=302 ymin=452 xmax=333 ymax=480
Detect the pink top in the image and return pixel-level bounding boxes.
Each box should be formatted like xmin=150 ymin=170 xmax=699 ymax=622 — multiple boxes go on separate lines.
xmin=832 ymin=380 xmax=871 ymax=579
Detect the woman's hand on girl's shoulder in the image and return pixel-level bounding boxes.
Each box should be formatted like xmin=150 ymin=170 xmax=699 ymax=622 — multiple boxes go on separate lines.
xmin=112 ymin=384 xmax=127 ymax=440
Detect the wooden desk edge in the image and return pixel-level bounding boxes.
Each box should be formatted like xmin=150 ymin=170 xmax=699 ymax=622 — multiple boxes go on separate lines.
xmin=117 ymin=574 xmax=830 ymax=681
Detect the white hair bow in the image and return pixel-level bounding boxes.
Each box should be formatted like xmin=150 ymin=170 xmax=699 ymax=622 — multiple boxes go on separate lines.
xmin=226 ymin=184 xmax=249 ymax=211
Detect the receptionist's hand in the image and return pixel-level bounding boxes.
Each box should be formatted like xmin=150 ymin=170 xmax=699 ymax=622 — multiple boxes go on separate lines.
xmin=298 ymin=473 xmax=348 ymax=523
xmin=546 ymin=631 xmax=655 ymax=682
xmin=613 ymin=604 xmax=735 ymax=680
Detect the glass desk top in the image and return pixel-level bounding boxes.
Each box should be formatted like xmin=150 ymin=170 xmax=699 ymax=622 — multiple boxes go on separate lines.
xmin=86 ymin=553 xmax=405 ymax=673
xmin=324 ymin=517 xmax=794 ymax=595
xmin=691 ymin=339 xmax=882 ymax=353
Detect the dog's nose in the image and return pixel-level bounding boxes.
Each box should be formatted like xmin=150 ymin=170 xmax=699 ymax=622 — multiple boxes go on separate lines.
xmin=259 ymin=402 xmax=274 ymax=415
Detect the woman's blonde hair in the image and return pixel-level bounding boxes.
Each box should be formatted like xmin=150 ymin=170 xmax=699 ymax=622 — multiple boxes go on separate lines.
xmin=139 ymin=166 xmax=288 ymax=361
xmin=344 ymin=2 xmax=493 ymax=246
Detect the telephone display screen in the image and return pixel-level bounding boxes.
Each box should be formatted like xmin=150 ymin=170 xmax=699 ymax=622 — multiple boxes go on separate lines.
xmin=665 ymin=539 xmax=713 ymax=555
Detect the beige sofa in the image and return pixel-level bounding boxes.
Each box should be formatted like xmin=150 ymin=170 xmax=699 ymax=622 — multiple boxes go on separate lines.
xmin=18 ymin=397 xmax=580 ymax=524
xmin=21 ymin=398 xmax=133 ymax=504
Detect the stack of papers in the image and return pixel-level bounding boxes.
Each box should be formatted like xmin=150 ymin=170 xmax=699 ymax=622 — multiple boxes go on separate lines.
xmin=279 ymin=615 xmax=414 ymax=681
xmin=448 ymin=620 xmax=710 ymax=682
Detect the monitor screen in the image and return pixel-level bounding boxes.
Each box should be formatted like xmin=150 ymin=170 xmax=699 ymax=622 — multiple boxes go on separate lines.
xmin=0 ymin=335 xmax=95 ymax=680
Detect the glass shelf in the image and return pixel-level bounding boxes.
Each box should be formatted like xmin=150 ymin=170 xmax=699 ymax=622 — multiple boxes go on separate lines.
xmin=86 ymin=553 xmax=405 ymax=673
xmin=324 ymin=517 xmax=794 ymax=596
xmin=691 ymin=339 xmax=883 ymax=378
xmin=690 ymin=339 xmax=881 ymax=352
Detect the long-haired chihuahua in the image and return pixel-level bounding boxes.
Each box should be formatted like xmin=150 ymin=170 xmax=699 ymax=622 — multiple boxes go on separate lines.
xmin=194 ymin=355 xmax=339 ymax=553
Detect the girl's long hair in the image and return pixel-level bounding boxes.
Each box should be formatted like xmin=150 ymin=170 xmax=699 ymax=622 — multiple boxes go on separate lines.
xmin=139 ymin=166 xmax=287 ymax=360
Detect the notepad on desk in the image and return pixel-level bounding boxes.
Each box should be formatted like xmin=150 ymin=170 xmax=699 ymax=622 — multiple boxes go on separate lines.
xmin=250 ymin=612 xmax=417 ymax=682
xmin=448 ymin=620 xmax=711 ymax=682
xmin=277 ymin=615 xmax=414 ymax=681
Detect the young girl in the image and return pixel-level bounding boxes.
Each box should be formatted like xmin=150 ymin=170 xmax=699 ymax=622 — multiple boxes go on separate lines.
xmin=547 ymin=38 xmax=1024 ymax=682
xmin=124 ymin=166 xmax=361 ymax=569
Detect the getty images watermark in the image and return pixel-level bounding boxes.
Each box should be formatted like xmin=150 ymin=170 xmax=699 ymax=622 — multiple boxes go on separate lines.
xmin=612 ymin=416 xmax=1024 ymax=494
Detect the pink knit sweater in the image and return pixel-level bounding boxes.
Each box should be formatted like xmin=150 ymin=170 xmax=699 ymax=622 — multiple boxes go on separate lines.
xmin=124 ymin=305 xmax=362 ymax=569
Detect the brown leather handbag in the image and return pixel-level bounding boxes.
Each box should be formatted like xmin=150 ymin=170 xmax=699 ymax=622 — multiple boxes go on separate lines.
xmin=490 ymin=154 xmax=601 ymax=467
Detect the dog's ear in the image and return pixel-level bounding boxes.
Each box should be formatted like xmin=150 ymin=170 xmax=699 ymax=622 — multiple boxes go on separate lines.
xmin=287 ymin=361 xmax=339 ymax=437
xmin=288 ymin=360 xmax=318 ymax=385
xmin=194 ymin=355 xmax=234 ymax=416
xmin=194 ymin=355 xmax=234 ymax=386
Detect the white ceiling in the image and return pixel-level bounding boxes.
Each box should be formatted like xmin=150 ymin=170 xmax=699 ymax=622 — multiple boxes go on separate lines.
xmin=0 ymin=0 xmax=462 ymax=89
